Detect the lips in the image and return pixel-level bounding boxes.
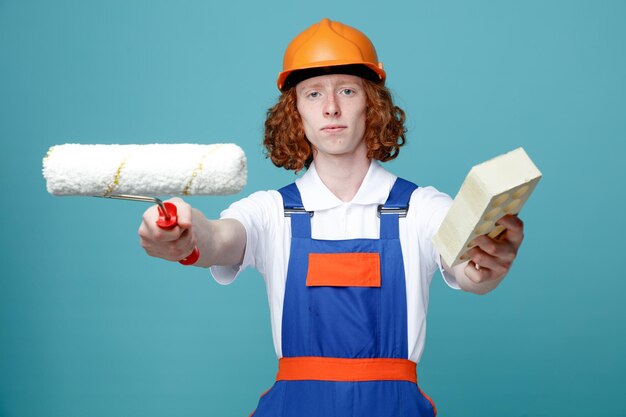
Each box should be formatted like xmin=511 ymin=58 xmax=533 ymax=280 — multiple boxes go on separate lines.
xmin=321 ymin=124 xmax=347 ymax=132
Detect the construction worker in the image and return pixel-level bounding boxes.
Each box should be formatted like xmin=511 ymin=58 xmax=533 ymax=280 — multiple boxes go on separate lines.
xmin=139 ymin=18 xmax=524 ymax=416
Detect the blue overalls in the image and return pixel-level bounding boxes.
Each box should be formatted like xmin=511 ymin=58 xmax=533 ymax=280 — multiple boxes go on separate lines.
xmin=250 ymin=178 xmax=436 ymax=417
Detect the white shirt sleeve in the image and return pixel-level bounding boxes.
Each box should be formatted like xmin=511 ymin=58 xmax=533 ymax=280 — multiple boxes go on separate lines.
xmin=209 ymin=190 xmax=284 ymax=285
xmin=409 ymin=186 xmax=459 ymax=289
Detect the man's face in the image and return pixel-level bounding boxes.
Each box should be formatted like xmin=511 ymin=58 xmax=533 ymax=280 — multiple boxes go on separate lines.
xmin=295 ymin=74 xmax=367 ymax=162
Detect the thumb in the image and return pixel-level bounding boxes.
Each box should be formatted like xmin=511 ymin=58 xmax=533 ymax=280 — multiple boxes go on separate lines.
xmin=166 ymin=197 xmax=193 ymax=229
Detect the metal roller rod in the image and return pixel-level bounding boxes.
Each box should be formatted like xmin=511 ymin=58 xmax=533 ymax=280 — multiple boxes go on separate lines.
xmin=99 ymin=194 xmax=170 ymax=220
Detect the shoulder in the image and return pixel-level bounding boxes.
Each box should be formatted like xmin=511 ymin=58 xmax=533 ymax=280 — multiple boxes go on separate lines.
xmin=410 ymin=185 xmax=452 ymax=208
xmin=407 ymin=185 xmax=453 ymax=227
xmin=225 ymin=189 xmax=283 ymax=209
xmin=219 ymin=189 xmax=285 ymax=224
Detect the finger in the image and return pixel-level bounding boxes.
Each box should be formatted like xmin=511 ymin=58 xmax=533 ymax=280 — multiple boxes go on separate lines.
xmin=464 ymin=261 xmax=486 ymax=283
xmin=144 ymin=228 xmax=196 ymax=261
xmin=167 ymin=197 xmax=193 ymax=229
xmin=160 ymin=228 xmax=195 ymax=260
xmin=463 ymin=261 xmax=501 ymax=284
xmin=141 ymin=225 xmax=184 ymax=243
xmin=141 ymin=203 xmax=160 ymax=225
xmin=176 ymin=228 xmax=197 ymax=258
xmin=470 ymin=234 xmax=516 ymax=263
xmin=139 ymin=206 xmax=185 ymax=243
xmin=495 ymin=214 xmax=525 ymax=247
xmin=463 ymin=246 xmax=510 ymax=273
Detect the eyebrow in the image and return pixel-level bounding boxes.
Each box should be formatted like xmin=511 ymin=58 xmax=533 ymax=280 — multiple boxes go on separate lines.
xmin=300 ymin=78 xmax=362 ymax=90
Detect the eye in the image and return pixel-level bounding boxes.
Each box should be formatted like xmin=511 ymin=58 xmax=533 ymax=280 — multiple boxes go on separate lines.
xmin=307 ymin=91 xmax=321 ymax=99
xmin=340 ymin=88 xmax=356 ymax=96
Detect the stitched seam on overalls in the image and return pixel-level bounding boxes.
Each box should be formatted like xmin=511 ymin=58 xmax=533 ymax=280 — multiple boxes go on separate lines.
xmin=376 ymin=240 xmax=383 ymax=357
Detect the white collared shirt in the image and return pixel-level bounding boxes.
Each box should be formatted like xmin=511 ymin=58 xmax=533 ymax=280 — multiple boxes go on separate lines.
xmin=211 ymin=160 xmax=456 ymax=363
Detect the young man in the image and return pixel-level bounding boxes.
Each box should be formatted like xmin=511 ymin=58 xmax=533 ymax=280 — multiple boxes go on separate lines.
xmin=139 ymin=18 xmax=524 ymax=417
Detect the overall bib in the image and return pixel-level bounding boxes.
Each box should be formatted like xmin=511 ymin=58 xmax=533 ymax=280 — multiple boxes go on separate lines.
xmin=250 ymin=178 xmax=436 ymax=417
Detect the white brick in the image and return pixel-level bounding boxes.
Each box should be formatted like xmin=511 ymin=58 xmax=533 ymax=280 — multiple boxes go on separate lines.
xmin=432 ymin=147 xmax=542 ymax=267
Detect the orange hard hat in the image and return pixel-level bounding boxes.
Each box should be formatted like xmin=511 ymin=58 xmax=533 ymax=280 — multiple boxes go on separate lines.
xmin=277 ymin=18 xmax=386 ymax=91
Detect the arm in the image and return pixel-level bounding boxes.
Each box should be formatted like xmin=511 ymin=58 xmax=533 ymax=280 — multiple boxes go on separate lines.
xmin=138 ymin=197 xmax=246 ymax=268
xmin=443 ymin=214 xmax=525 ymax=295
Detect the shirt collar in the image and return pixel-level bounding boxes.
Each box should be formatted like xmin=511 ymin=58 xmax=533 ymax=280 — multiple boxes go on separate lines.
xmin=295 ymin=160 xmax=397 ymax=211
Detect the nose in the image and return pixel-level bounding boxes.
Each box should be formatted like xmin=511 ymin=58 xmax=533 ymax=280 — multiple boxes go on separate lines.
xmin=323 ymin=95 xmax=341 ymax=117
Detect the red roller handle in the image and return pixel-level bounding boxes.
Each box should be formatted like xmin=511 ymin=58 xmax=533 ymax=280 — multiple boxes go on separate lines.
xmin=156 ymin=202 xmax=200 ymax=266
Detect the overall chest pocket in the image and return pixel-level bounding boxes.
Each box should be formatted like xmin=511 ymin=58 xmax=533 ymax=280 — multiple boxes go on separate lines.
xmin=306 ymin=252 xmax=382 ymax=357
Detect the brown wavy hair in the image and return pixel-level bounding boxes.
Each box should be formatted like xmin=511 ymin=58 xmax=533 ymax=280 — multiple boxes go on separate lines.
xmin=263 ymin=79 xmax=406 ymax=172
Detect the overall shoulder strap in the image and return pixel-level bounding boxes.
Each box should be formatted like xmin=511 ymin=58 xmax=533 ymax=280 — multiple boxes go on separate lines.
xmin=379 ymin=177 xmax=418 ymax=239
xmin=278 ymin=183 xmax=303 ymax=208
xmin=382 ymin=177 xmax=418 ymax=209
xmin=278 ymin=183 xmax=311 ymax=238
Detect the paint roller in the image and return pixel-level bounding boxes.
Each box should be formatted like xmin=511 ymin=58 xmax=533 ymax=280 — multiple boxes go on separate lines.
xmin=42 ymin=143 xmax=247 ymax=265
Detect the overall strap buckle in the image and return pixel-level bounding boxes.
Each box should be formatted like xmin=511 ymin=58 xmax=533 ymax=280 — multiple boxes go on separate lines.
xmin=377 ymin=204 xmax=409 ymax=218
xmin=283 ymin=207 xmax=314 ymax=217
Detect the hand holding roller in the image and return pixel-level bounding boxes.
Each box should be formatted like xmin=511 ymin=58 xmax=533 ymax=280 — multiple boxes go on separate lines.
xmin=110 ymin=194 xmax=201 ymax=265
xmin=156 ymin=200 xmax=199 ymax=266
xmin=42 ymin=143 xmax=247 ymax=266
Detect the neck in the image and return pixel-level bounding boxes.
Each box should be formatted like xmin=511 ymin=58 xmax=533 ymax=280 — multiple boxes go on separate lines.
xmin=313 ymin=154 xmax=371 ymax=202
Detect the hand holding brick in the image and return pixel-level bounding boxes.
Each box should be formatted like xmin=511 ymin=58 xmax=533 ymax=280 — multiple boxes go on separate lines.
xmin=432 ymin=147 xmax=542 ymax=268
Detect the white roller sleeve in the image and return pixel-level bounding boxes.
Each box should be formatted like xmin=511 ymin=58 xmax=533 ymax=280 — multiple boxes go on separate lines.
xmin=43 ymin=143 xmax=247 ymax=196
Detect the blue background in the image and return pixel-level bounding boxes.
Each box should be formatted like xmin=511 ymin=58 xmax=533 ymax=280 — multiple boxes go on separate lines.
xmin=1 ymin=1 xmax=625 ymax=416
